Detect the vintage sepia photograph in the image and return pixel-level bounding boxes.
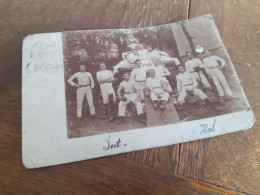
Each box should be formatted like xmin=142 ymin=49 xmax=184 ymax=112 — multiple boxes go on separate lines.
xmin=62 ymin=16 xmax=248 ymax=139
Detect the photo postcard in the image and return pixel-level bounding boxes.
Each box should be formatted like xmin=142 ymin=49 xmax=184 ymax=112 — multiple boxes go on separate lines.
xmin=22 ymin=15 xmax=255 ymax=168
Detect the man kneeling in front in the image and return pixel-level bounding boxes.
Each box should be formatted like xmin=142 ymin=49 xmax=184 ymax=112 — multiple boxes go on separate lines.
xmin=146 ymin=68 xmax=170 ymax=111
xmin=176 ymin=65 xmax=213 ymax=110
xmin=117 ymin=73 xmax=146 ymax=124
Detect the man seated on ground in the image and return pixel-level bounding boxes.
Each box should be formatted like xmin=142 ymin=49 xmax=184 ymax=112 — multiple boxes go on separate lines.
xmin=117 ymin=73 xmax=146 ymax=124
xmin=147 ymin=45 xmax=180 ymax=66
xmin=176 ymin=65 xmax=213 ymax=110
xmin=146 ymin=68 xmax=170 ymax=111
xmin=185 ymin=51 xmax=211 ymax=89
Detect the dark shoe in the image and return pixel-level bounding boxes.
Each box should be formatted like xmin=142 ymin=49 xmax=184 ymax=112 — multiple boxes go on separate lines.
xmin=76 ymin=117 xmax=82 ymax=123
xmin=175 ymin=105 xmax=183 ymax=111
xmin=159 ymin=101 xmax=166 ymax=111
xmin=89 ymin=114 xmax=97 ymax=119
xmin=108 ymin=116 xmax=116 ymax=123
xmin=203 ymin=98 xmax=213 ymax=105
xmin=116 ymin=117 xmax=125 ymax=125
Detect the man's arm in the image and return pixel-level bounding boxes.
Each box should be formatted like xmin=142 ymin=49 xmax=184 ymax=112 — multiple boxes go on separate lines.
xmin=163 ymin=67 xmax=171 ymax=77
xmin=146 ymin=79 xmax=155 ymax=93
xmin=130 ymin=69 xmax=136 ymax=80
xmin=176 ymin=75 xmax=181 ymax=93
xmin=216 ymin=56 xmax=225 ymax=68
xmin=173 ymin=58 xmax=180 ymax=65
xmin=117 ymin=83 xmax=123 ymax=99
xmin=185 ymin=62 xmax=191 ymax=73
xmin=191 ymin=74 xmax=198 ymax=88
xmin=89 ymin=73 xmax=94 ymax=88
xmin=197 ymin=59 xmax=205 ymax=68
xmin=96 ymin=72 xmax=102 ymax=84
xmin=68 ymin=73 xmax=77 ymax=86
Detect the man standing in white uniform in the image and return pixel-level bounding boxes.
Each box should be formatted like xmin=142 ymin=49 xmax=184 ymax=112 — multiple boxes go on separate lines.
xmin=68 ymin=65 xmax=95 ymax=120
xmin=131 ymin=59 xmax=147 ymax=105
xmin=96 ymin=62 xmax=116 ymax=115
xmin=202 ymin=50 xmax=233 ymax=103
xmin=185 ymin=51 xmax=211 ymax=89
xmin=176 ymin=65 xmax=212 ymax=108
xmin=117 ymin=73 xmax=145 ymax=124
xmin=146 ymin=69 xmax=170 ymax=111
xmin=147 ymin=45 xmax=180 ymax=66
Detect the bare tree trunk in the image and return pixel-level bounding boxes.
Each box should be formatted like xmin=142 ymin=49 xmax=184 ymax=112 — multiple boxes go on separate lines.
xmin=180 ymin=22 xmax=196 ymax=55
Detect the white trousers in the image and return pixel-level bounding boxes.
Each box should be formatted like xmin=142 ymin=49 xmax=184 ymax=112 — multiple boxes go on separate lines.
xmin=100 ymin=83 xmax=116 ymax=104
xmin=134 ymin=81 xmax=146 ymax=101
xmin=191 ymin=71 xmax=211 ymax=88
xmin=76 ymin=86 xmax=95 ymax=117
xmin=208 ymin=68 xmax=233 ymax=97
xmin=118 ymin=93 xmax=143 ymax=116
xmin=178 ymin=86 xmax=207 ymax=105
xmin=150 ymin=88 xmax=169 ymax=102
xmin=159 ymin=56 xmax=180 ymax=65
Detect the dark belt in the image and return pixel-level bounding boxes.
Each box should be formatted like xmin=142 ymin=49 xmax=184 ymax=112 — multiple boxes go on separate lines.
xmin=135 ymin=80 xmax=146 ymax=82
xmin=152 ymin=87 xmax=161 ymax=89
xmin=184 ymin=84 xmax=193 ymax=86
xmin=101 ymin=82 xmax=112 ymax=84
xmin=207 ymin=66 xmax=218 ymax=69
xmin=79 ymin=84 xmax=90 ymax=87
xmin=124 ymin=92 xmax=136 ymax=94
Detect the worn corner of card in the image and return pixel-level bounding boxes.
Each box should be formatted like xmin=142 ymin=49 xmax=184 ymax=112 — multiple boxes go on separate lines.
xmin=22 ymin=15 xmax=255 ymax=168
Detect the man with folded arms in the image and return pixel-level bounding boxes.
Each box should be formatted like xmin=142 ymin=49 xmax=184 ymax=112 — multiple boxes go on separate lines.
xmin=96 ymin=62 xmax=116 ymax=116
xmin=68 ymin=65 xmax=95 ymax=121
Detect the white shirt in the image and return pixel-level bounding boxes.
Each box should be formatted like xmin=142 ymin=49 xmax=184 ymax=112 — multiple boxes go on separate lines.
xmin=153 ymin=65 xmax=171 ymax=78
xmin=126 ymin=53 xmax=139 ymax=64
xmin=68 ymin=72 xmax=94 ymax=88
xmin=138 ymin=49 xmax=150 ymax=60
xmin=176 ymin=72 xmax=198 ymax=92
xmin=96 ymin=70 xmax=114 ymax=84
xmin=148 ymin=50 xmax=170 ymax=60
xmin=146 ymin=76 xmax=162 ymax=90
xmin=117 ymin=80 xmax=136 ymax=94
xmin=131 ymin=67 xmax=147 ymax=82
xmin=185 ymin=58 xmax=204 ymax=72
xmin=203 ymin=56 xmax=225 ymax=69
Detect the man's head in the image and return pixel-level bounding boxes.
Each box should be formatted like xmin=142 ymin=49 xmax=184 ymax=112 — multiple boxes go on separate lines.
xmin=80 ymin=65 xmax=86 ymax=72
xmin=186 ymin=51 xmax=194 ymax=60
xmin=148 ymin=69 xmax=156 ymax=78
xmin=152 ymin=58 xmax=159 ymax=66
xmin=177 ymin=65 xmax=185 ymax=73
xmin=123 ymin=73 xmax=130 ymax=81
xmin=132 ymin=48 xmax=138 ymax=55
xmin=147 ymin=45 xmax=152 ymax=52
xmin=100 ymin=62 xmax=106 ymax=70
xmin=204 ymin=49 xmax=211 ymax=57
xmin=135 ymin=59 xmax=142 ymax=68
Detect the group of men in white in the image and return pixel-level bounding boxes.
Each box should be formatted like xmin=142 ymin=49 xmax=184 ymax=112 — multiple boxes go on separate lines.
xmin=68 ymin=45 xmax=234 ymax=124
